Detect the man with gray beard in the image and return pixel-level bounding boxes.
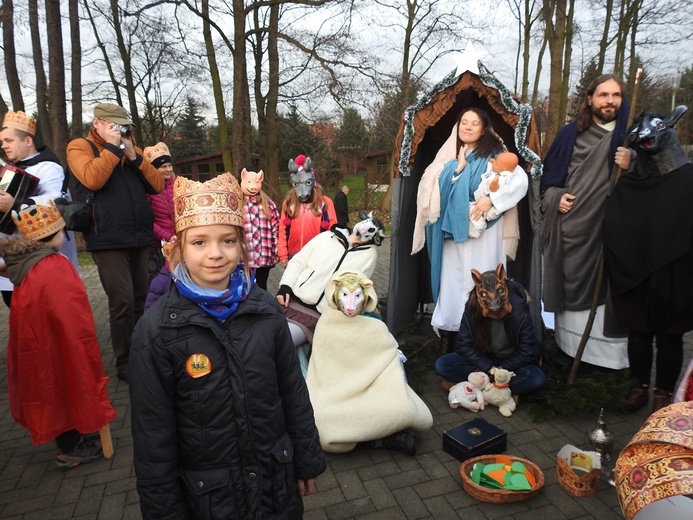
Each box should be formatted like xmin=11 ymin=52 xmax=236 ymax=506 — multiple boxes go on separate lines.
xmin=540 ymin=74 xmax=632 ymax=370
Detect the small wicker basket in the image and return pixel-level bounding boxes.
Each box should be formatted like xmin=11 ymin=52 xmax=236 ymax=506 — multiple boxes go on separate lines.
xmin=460 ymin=455 xmax=545 ymax=503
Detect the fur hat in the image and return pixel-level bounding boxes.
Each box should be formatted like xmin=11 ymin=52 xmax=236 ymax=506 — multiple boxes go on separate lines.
xmin=173 ymin=173 xmax=243 ymax=233
xmin=143 ymin=142 xmax=172 ymax=169
xmin=11 ymin=201 xmax=65 ymax=241
xmin=2 ymin=110 xmax=36 ymax=136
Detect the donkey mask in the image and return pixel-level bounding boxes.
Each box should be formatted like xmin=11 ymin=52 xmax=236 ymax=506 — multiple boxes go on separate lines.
xmin=628 ymin=105 xmax=689 ymax=179
xmin=471 ymin=264 xmax=512 ymax=319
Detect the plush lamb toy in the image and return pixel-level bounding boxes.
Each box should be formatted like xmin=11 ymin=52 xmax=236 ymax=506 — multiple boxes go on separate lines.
xmin=448 ymin=372 xmax=490 ymax=412
xmin=482 ymin=368 xmax=516 ymax=417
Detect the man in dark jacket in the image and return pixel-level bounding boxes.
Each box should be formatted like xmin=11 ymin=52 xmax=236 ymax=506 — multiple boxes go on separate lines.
xmin=66 ymin=103 xmax=163 ymax=383
xmin=434 ymin=276 xmax=545 ymax=396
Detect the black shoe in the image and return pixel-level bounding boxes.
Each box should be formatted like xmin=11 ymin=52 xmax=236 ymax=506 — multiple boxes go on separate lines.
xmin=117 ymin=372 xmax=129 ymax=384
xmin=56 ymin=439 xmax=103 ymax=469
xmin=372 ymin=431 xmax=416 ymax=456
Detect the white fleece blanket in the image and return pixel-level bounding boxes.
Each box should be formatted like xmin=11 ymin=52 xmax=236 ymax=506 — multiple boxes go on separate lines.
xmin=306 ymin=308 xmax=433 ymax=453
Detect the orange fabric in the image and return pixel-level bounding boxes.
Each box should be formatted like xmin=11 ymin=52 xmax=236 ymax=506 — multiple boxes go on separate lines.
xmin=67 ymin=129 xmax=163 ymax=193
xmin=277 ymin=196 xmax=337 ymax=261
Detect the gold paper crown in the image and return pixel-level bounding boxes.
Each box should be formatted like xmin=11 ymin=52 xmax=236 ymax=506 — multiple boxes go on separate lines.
xmin=2 ymin=110 xmax=36 ymax=136
xmin=11 ymin=201 xmax=66 ymax=241
xmin=173 ymin=173 xmax=243 ymax=232
xmin=143 ymin=142 xmax=171 ymax=164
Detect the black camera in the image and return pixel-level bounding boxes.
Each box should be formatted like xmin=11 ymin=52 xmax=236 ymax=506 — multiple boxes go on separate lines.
xmin=117 ymin=125 xmax=132 ymax=138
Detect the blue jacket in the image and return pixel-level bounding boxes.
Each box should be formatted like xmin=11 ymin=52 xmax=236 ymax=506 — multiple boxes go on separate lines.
xmin=454 ymin=280 xmax=540 ymax=373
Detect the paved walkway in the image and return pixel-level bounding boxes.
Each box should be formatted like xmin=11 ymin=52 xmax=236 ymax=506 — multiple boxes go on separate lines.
xmin=0 ymin=240 xmax=690 ymax=519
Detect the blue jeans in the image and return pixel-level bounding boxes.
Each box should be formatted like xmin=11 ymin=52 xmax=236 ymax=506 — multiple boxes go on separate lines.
xmin=434 ymin=353 xmax=546 ymax=395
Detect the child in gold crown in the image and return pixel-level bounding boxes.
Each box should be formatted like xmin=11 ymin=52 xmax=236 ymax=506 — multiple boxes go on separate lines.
xmin=129 ymin=173 xmax=325 ymax=520
xmin=0 ymin=201 xmax=116 ymax=468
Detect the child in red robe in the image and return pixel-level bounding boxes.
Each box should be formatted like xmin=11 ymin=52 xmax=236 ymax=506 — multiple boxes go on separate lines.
xmin=0 ymin=201 xmax=116 ymax=468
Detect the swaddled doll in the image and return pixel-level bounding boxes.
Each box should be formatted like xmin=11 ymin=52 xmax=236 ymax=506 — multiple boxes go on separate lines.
xmin=306 ymin=271 xmax=433 ymax=455
xmin=469 ymin=152 xmax=522 ymax=238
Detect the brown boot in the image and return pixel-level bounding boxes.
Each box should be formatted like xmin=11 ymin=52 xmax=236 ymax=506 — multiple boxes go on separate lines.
xmin=651 ymin=388 xmax=673 ymax=414
xmin=441 ymin=379 xmax=456 ymax=392
xmin=621 ymin=384 xmax=649 ymax=414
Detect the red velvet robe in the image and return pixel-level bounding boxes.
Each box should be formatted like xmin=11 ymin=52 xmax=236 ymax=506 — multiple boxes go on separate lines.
xmin=7 ymin=254 xmax=116 ymax=445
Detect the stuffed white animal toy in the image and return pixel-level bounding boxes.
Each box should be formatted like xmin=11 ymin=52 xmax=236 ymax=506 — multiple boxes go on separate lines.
xmin=448 ymin=372 xmax=490 ymax=412
xmin=482 ymin=368 xmax=516 ymax=417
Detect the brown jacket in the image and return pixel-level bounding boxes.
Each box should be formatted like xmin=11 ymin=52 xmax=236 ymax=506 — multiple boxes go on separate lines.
xmin=66 ymin=129 xmax=164 ymax=251
xmin=67 ymin=129 xmax=163 ymax=192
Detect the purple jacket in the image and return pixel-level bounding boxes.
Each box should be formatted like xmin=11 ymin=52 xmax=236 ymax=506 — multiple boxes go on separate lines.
xmin=144 ymin=265 xmax=171 ymax=312
xmin=147 ymin=176 xmax=175 ymax=244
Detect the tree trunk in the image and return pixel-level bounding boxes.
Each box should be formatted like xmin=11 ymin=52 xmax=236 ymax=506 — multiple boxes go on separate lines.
xmin=2 ymin=0 xmax=25 ymax=111
xmin=0 ymin=92 xmax=8 ymax=117
xmin=110 ymin=0 xmax=142 ymax=144
xmin=542 ymin=0 xmax=568 ymax=152
xmin=557 ymin=0 xmax=575 ymax=128
xmin=520 ymin=0 xmax=534 ymax=102
xmin=202 ymin=0 xmax=232 ymax=171
xmin=596 ymin=0 xmax=613 ymax=74
xmin=232 ymin=0 xmax=249 ymax=174
xmin=626 ymin=0 xmax=642 ymax=95
xmin=531 ymin=31 xmax=548 ymax=107
xmin=28 ymin=0 xmax=51 ymax=143
xmin=252 ymin=3 xmax=281 ymax=197
xmin=69 ymin=0 xmax=84 ymax=138
xmin=83 ymin=0 xmax=123 ymax=107
xmin=45 ymin=0 xmax=69 ymax=164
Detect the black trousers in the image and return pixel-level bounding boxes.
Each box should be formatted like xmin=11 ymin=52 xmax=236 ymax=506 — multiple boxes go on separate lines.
xmin=92 ymin=247 xmax=149 ymax=376
xmin=627 ymin=330 xmax=684 ymax=393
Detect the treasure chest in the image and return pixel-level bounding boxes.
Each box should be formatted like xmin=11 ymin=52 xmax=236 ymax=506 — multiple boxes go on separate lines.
xmin=443 ymin=418 xmax=507 ymax=462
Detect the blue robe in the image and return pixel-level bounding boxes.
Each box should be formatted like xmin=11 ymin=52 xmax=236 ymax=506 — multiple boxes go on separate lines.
xmin=425 ymin=152 xmax=494 ymax=303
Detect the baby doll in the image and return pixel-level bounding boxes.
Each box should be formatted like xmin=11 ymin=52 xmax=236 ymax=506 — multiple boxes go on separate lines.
xmin=469 ymin=152 xmax=521 ymax=238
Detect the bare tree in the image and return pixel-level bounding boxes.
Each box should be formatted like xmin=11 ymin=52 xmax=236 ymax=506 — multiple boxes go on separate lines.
xmin=109 ymin=0 xmax=142 ymax=143
xmin=541 ymin=0 xmax=575 ymax=151
xmin=2 ymin=0 xmax=25 ymax=111
xmin=28 ymin=0 xmax=51 ymax=142
xmin=70 ymin=0 xmax=84 ymax=138
xmin=45 ymin=0 xmax=69 ymax=163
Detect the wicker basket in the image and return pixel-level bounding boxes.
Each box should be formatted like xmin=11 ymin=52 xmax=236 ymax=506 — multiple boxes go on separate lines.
xmin=460 ymin=455 xmax=545 ymax=503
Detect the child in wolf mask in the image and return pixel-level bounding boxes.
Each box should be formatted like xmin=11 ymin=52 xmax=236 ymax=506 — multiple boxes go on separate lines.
xmin=434 ymin=264 xmax=545 ymax=395
xmin=278 ymin=155 xmax=337 ymax=266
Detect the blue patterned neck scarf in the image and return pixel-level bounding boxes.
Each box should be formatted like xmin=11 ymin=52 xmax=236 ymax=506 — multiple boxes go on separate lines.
xmin=172 ymin=263 xmax=254 ymax=323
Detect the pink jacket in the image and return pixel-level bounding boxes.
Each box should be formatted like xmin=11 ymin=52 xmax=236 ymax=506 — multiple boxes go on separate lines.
xmin=147 ymin=176 xmax=175 ymax=244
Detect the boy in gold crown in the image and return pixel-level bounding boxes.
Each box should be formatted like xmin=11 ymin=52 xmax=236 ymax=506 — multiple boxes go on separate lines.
xmin=0 ymin=201 xmax=116 ymax=468
xmin=130 ymin=173 xmax=325 ymax=519
xmin=0 ymin=109 xmax=79 ymax=308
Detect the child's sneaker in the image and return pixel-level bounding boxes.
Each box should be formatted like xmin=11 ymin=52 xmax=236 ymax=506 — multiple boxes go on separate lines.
xmin=56 ymin=439 xmax=104 ymax=469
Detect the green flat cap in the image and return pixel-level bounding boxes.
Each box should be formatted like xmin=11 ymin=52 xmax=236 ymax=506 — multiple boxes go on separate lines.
xmin=93 ymin=103 xmax=133 ymax=125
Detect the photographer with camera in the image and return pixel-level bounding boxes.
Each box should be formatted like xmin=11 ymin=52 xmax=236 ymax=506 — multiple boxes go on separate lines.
xmin=67 ymin=103 xmax=163 ymax=384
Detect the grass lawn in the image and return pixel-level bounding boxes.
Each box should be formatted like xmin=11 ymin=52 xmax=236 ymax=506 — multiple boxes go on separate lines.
xmin=78 ymin=251 xmax=94 ymax=266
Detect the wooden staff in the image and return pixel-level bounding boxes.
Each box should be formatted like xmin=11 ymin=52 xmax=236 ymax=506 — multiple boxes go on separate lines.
xmin=100 ymin=424 xmax=114 ymax=459
xmin=567 ymin=68 xmax=643 ymax=385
